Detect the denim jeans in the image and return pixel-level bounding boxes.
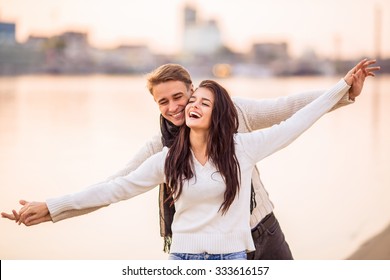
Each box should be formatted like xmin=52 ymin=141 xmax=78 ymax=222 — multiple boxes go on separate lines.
xmin=169 ymin=251 xmax=247 ymax=260
xmin=247 ymin=212 xmax=293 ymax=260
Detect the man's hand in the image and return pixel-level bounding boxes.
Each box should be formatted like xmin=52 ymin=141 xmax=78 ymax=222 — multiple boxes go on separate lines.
xmin=344 ymin=59 xmax=380 ymax=101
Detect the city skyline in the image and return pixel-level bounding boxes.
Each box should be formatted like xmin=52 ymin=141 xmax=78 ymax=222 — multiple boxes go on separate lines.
xmin=0 ymin=0 xmax=389 ymax=59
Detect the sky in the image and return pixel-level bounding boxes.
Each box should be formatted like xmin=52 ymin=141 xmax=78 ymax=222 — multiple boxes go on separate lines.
xmin=0 ymin=0 xmax=389 ymax=59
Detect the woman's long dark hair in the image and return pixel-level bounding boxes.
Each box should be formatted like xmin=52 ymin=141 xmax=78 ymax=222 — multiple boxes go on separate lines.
xmin=164 ymin=80 xmax=240 ymax=214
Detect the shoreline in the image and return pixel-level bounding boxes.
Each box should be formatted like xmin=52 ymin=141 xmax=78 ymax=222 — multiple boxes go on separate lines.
xmin=346 ymin=223 xmax=390 ymax=260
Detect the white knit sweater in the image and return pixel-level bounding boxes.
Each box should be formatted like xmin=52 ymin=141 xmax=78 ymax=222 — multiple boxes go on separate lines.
xmin=47 ymin=79 xmax=350 ymax=254
xmin=49 ymin=81 xmax=353 ymax=228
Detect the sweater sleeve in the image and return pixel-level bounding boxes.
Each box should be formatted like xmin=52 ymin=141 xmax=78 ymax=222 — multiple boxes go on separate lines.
xmin=238 ymin=79 xmax=350 ymax=163
xmin=47 ymin=144 xmax=166 ymax=222
xmin=233 ymin=86 xmax=353 ymax=132
xmin=107 ymin=133 xmax=164 ymax=179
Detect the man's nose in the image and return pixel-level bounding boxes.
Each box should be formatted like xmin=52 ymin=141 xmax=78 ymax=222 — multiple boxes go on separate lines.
xmin=169 ymin=101 xmax=179 ymax=112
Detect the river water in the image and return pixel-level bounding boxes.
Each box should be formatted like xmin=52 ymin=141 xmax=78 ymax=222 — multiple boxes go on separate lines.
xmin=0 ymin=74 xmax=389 ymax=259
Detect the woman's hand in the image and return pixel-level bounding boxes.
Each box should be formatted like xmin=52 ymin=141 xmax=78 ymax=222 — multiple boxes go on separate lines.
xmin=345 ymin=59 xmax=380 ymax=101
xmin=1 ymin=199 xmax=52 ymax=226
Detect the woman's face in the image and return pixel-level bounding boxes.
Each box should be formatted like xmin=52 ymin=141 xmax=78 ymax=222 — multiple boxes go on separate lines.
xmin=185 ymin=87 xmax=214 ymax=131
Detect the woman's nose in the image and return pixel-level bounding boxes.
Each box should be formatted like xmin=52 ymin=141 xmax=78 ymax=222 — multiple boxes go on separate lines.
xmin=191 ymin=102 xmax=199 ymax=108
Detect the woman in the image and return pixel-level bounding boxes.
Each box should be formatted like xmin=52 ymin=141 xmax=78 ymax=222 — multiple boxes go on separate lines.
xmin=2 ymin=59 xmax=377 ymax=260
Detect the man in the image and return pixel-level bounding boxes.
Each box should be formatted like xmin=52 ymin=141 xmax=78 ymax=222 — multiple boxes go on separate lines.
xmin=2 ymin=60 xmax=379 ymax=259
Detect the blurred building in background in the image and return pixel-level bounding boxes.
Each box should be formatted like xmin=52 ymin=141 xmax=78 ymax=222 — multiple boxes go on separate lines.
xmin=182 ymin=5 xmax=222 ymax=56
xmin=0 ymin=21 xmax=46 ymax=75
xmin=0 ymin=4 xmax=389 ymax=77
xmin=0 ymin=21 xmax=16 ymax=45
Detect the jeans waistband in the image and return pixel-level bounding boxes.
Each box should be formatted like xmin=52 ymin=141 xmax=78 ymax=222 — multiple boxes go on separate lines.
xmin=169 ymin=251 xmax=247 ymax=260
xmin=251 ymin=212 xmax=276 ymax=239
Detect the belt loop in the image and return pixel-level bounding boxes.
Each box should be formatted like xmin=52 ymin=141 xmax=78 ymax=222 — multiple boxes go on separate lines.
xmin=251 ymin=212 xmax=276 ymax=239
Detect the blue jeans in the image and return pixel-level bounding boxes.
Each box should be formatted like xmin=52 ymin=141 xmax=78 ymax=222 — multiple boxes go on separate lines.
xmin=169 ymin=251 xmax=247 ymax=260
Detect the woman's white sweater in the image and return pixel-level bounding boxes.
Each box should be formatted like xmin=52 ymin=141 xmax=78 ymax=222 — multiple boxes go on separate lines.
xmin=49 ymin=83 xmax=352 ymax=228
xmin=47 ymin=79 xmax=350 ymax=254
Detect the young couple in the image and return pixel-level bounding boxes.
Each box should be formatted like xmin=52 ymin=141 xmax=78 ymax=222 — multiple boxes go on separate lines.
xmin=2 ymin=59 xmax=379 ymax=260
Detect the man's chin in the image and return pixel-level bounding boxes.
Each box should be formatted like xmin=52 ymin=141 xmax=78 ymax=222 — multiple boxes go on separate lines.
xmin=167 ymin=118 xmax=184 ymax=127
xmin=173 ymin=120 xmax=185 ymax=126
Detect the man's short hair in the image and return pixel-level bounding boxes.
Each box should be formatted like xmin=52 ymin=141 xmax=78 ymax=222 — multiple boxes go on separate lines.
xmin=146 ymin=64 xmax=192 ymax=94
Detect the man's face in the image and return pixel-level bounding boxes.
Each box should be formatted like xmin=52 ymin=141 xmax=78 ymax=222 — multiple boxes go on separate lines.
xmin=153 ymin=80 xmax=193 ymax=126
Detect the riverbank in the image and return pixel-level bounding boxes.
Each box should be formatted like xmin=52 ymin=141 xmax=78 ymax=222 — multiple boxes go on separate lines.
xmin=347 ymin=223 xmax=390 ymax=260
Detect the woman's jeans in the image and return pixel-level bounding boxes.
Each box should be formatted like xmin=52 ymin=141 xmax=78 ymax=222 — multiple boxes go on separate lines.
xmin=169 ymin=251 xmax=247 ymax=260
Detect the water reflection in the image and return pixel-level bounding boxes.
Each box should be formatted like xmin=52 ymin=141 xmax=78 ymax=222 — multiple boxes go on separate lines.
xmin=371 ymin=76 xmax=381 ymax=144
